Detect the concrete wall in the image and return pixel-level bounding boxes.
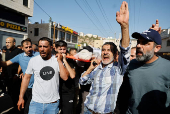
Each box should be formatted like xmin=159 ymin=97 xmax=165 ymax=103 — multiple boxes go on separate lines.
xmin=94 ymin=38 xmax=137 ymax=51
xmin=159 ymin=29 xmax=170 ymax=52
xmin=28 ymin=23 xmax=50 ymax=44
xmin=0 ymin=0 xmax=34 ymax=16
xmin=159 ymin=37 xmax=170 ymax=52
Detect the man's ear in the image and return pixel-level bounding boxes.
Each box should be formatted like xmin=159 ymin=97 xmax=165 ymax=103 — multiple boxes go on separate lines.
xmin=154 ymin=45 xmax=161 ymax=53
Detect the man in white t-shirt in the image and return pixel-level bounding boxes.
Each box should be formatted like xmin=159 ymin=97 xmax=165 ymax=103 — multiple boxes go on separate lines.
xmin=17 ymin=37 xmax=69 ymax=114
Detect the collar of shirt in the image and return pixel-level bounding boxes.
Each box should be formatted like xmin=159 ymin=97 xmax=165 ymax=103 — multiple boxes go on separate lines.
xmin=24 ymin=51 xmax=35 ymax=57
xmin=98 ymin=62 xmax=113 ymax=70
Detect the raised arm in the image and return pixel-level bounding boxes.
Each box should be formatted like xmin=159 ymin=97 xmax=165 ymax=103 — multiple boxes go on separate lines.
xmin=116 ymin=1 xmax=130 ymax=48
xmin=116 ymin=1 xmax=131 ymax=75
xmin=17 ymin=73 xmax=32 ymax=111
xmin=57 ymin=54 xmax=69 ymax=81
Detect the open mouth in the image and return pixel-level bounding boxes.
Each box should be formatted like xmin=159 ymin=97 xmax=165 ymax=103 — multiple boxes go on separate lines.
xmin=103 ymin=56 xmax=109 ymax=60
xmin=40 ymin=52 xmax=46 ymax=56
xmin=136 ymin=51 xmax=143 ymax=56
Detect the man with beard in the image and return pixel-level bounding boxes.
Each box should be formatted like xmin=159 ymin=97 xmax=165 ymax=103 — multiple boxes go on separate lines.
xmin=55 ymin=40 xmax=76 ymax=114
xmin=118 ymin=19 xmax=170 ymax=114
xmin=17 ymin=37 xmax=69 ymax=114
xmin=4 ymin=37 xmax=23 ymax=113
xmin=79 ymin=1 xmax=131 ymax=113
xmin=12 ymin=39 xmax=39 ymax=113
xmin=0 ymin=38 xmax=39 ymax=114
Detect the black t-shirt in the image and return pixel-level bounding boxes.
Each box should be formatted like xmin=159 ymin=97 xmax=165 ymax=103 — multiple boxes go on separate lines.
xmin=5 ymin=47 xmax=23 ymax=78
xmin=59 ymin=59 xmax=77 ymax=94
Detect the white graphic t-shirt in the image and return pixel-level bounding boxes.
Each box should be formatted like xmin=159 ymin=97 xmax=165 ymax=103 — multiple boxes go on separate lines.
xmin=25 ymin=55 xmax=60 ymax=103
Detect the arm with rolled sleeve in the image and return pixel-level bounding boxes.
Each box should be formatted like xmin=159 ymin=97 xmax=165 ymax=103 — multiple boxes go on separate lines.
xmin=79 ymin=64 xmax=100 ymax=85
xmin=118 ymin=42 xmax=131 ymax=75
xmin=79 ymin=71 xmax=93 ymax=85
xmin=116 ymin=1 xmax=130 ymax=75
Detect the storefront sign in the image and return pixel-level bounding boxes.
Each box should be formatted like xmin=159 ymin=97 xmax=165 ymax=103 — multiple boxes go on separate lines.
xmin=67 ymin=43 xmax=76 ymax=48
xmin=73 ymin=31 xmax=78 ymax=35
xmin=0 ymin=20 xmax=27 ymax=32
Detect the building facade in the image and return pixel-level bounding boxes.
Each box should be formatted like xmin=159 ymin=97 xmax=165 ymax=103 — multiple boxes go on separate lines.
xmin=94 ymin=38 xmax=137 ymax=51
xmin=0 ymin=0 xmax=34 ymax=48
xmin=159 ymin=29 xmax=170 ymax=53
xmin=28 ymin=22 xmax=79 ymax=48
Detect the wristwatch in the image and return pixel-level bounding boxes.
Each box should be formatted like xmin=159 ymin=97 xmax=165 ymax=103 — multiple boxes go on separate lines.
xmin=15 ymin=74 xmax=20 ymax=77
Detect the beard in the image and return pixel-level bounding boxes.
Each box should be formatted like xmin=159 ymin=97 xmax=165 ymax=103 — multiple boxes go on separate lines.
xmin=136 ymin=48 xmax=154 ymax=62
xmin=102 ymin=57 xmax=114 ymax=65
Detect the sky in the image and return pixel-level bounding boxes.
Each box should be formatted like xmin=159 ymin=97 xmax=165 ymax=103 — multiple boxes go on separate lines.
xmin=29 ymin=0 xmax=170 ymax=39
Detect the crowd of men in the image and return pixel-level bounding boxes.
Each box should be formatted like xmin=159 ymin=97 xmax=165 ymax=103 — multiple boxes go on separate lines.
xmin=0 ymin=1 xmax=170 ymax=114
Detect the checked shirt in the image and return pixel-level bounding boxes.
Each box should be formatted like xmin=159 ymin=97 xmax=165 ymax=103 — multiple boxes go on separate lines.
xmin=79 ymin=44 xmax=131 ymax=114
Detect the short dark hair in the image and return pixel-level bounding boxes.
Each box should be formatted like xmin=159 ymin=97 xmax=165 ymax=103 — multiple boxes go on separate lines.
xmin=102 ymin=42 xmax=118 ymax=55
xmin=38 ymin=37 xmax=52 ymax=46
xmin=55 ymin=40 xmax=67 ymax=48
xmin=17 ymin=45 xmax=21 ymax=48
xmin=21 ymin=38 xmax=32 ymax=46
xmin=69 ymin=48 xmax=77 ymax=53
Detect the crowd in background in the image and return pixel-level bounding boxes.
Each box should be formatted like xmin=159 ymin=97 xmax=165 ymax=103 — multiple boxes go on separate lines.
xmin=1 ymin=1 xmax=170 ymax=114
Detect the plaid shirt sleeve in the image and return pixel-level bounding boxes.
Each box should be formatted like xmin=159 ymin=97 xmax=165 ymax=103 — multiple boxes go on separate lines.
xmin=118 ymin=41 xmax=131 ymax=75
xmin=79 ymin=70 xmax=94 ymax=85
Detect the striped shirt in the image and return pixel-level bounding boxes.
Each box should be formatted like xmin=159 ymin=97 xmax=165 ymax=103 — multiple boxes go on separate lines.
xmin=79 ymin=44 xmax=131 ymax=113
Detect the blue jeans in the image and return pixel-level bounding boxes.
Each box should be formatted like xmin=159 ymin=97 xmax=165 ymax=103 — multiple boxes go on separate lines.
xmin=28 ymin=100 xmax=60 ymax=114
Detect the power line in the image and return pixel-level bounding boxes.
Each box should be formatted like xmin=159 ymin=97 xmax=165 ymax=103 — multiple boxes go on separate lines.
xmin=82 ymin=0 xmax=109 ymax=37
xmin=96 ymin=0 xmax=115 ymax=36
xmin=134 ymin=0 xmax=135 ymax=31
xmin=137 ymin=0 xmax=141 ymax=32
xmin=34 ymin=0 xmax=51 ymax=18
xmin=75 ymin=0 xmax=106 ymax=37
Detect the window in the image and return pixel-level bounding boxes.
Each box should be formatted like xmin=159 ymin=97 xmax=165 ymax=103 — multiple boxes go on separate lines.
xmin=23 ymin=0 xmax=28 ymax=7
xmin=34 ymin=28 xmax=39 ymax=36
xmin=167 ymin=40 xmax=170 ymax=46
xmin=0 ymin=7 xmax=25 ymax=25
xmin=51 ymin=29 xmax=58 ymax=38
xmin=30 ymin=31 xmax=32 ymax=33
xmin=59 ymin=31 xmax=65 ymax=40
xmin=66 ymin=33 xmax=71 ymax=42
xmin=72 ymin=35 xmax=77 ymax=43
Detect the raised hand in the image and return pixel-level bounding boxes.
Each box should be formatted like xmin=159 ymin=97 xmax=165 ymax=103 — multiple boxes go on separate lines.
xmin=116 ymin=1 xmax=129 ymax=28
xmin=150 ymin=19 xmax=161 ymax=34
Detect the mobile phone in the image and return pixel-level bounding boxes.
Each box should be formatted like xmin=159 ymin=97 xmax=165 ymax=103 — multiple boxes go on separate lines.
xmin=93 ymin=61 xmax=97 ymax=66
